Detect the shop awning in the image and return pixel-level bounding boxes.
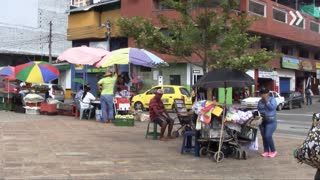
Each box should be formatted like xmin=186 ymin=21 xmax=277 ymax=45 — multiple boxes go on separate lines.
xmin=53 ymin=63 xmax=71 ymax=71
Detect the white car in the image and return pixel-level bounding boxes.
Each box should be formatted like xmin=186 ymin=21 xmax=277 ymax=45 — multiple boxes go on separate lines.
xmin=240 ymin=91 xmax=285 ymax=111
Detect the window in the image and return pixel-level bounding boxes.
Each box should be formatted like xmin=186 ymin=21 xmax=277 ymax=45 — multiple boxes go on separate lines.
xmin=146 ymin=87 xmax=161 ymax=95
xmin=180 ymin=88 xmax=191 ymax=97
xmin=314 ymin=52 xmax=320 ymax=60
xmin=249 ymin=0 xmax=266 ymax=17
xmin=140 ymin=66 xmax=151 ymax=72
xmin=294 ymin=19 xmax=305 ymax=29
xmin=281 ymin=46 xmax=293 ymax=55
xmin=299 ymin=48 xmax=309 ymax=58
xmin=163 ymin=87 xmax=175 ymax=94
xmin=310 ymin=21 xmax=320 ymax=33
xmin=272 ymin=8 xmax=287 ymax=23
xmin=154 ymin=0 xmax=174 ymax=10
xmin=260 ymin=38 xmax=274 ymax=52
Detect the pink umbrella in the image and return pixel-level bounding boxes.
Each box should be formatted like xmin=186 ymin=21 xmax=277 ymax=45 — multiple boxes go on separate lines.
xmin=57 ymin=46 xmax=111 ymax=65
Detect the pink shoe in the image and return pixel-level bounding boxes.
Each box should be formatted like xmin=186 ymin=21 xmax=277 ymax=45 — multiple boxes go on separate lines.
xmin=269 ymin=151 xmax=277 ymax=158
xmin=261 ymin=152 xmax=269 ymax=157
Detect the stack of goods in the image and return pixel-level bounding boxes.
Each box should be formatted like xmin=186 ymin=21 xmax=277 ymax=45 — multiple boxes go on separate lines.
xmin=23 ymin=94 xmax=44 ymax=115
xmin=114 ymin=114 xmax=135 ymax=126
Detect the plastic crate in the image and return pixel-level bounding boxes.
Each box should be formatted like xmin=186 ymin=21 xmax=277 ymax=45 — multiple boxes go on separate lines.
xmin=40 ymin=103 xmax=57 ymax=113
xmin=25 ymin=107 xmax=40 ymax=115
xmin=3 ymin=103 xmax=14 ymax=111
xmin=57 ymin=108 xmax=73 ymax=116
xmin=114 ymin=118 xmax=135 ymax=127
xmin=13 ymin=105 xmax=25 ymax=113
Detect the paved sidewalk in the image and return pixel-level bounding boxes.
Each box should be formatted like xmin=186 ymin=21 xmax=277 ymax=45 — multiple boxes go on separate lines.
xmin=0 ymin=111 xmax=316 ymax=179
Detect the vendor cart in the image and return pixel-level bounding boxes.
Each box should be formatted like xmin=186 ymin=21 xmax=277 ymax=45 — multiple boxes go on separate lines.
xmin=194 ymin=69 xmax=256 ymax=162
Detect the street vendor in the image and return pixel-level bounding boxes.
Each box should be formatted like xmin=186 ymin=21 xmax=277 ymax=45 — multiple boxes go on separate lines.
xmin=97 ymin=66 xmax=119 ymax=123
xmin=149 ymin=89 xmax=174 ymax=141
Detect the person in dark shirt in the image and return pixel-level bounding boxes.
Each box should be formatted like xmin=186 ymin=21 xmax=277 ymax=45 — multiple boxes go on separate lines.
xmin=149 ymin=89 xmax=174 ymax=141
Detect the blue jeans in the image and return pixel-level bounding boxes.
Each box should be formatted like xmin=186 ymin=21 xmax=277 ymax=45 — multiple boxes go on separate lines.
xmin=100 ymin=94 xmax=114 ymax=122
xmin=306 ymin=95 xmax=312 ymax=105
xmin=259 ymin=119 xmax=277 ymax=152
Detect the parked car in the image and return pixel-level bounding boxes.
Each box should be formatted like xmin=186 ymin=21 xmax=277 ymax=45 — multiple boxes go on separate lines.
xmin=240 ymin=91 xmax=285 ymax=111
xmin=32 ymin=83 xmax=65 ymax=102
xmin=281 ymin=91 xmax=303 ymax=109
xmin=131 ymin=85 xmax=192 ymax=110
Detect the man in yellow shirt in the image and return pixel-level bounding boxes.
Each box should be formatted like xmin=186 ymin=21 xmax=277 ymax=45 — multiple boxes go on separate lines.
xmin=97 ymin=67 xmax=118 ymax=123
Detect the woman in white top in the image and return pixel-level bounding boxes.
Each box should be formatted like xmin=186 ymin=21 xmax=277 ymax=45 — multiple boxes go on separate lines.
xmin=80 ymin=87 xmax=96 ymax=109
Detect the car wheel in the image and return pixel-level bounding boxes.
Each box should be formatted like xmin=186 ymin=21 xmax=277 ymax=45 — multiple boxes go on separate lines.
xmin=134 ymin=102 xmax=144 ymax=110
xmin=277 ymin=104 xmax=282 ymax=111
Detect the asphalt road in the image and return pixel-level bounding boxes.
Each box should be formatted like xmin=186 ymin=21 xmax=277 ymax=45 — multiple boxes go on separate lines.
xmin=169 ymin=101 xmax=320 ymax=140
xmin=276 ymin=103 xmax=318 ymax=139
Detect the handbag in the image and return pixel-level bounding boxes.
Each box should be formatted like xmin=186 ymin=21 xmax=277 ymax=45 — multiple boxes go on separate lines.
xmin=294 ymin=113 xmax=320 ymax=168
xmin=239 ymin=125 xmax=257 ymax=141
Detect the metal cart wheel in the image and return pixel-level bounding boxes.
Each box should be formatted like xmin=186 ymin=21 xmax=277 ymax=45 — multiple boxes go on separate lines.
xmin=172 ymin=130 xmax=179 ymax=138
xmin=199 ymin=147 xmax=208 ymax=157
xmin=236 ymin=148 xmax=241 ymax=160
xmin=213 ymin=151 xmax=224 ymax=162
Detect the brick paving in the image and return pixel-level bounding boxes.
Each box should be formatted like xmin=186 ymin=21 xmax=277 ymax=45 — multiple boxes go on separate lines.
xmin=0 ymin=111 xmax=316 ymax=179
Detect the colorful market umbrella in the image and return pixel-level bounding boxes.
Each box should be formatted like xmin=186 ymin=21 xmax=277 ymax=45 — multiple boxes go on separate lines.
xmin=0 ymin=66 xmax=15 ymax=76
xmin=57 ymin=46 xmax=111 ymax=65
xmin=96 ymin=47 xmax=169 ymax=68
xmin=0 ymin=66 xmax=16 ymax=101
xmin=15 ymin=61 xmax=59 ymax=83
xmin=72 ymin=78 xmax=86 ymax=85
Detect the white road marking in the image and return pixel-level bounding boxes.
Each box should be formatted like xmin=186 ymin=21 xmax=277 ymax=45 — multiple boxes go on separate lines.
xmin=277 ymin=113 xmax=313 ymax=117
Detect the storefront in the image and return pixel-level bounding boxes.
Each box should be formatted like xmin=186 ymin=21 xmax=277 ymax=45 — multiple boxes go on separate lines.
xmin=277 ymin=69 xmax=295 ymax=94
xmin=257 ymin=70 xmax=277 ymax=92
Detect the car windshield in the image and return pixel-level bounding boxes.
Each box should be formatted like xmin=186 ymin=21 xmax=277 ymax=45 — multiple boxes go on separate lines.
xmin=281 ymin=93 xmax=291 ymax=98
xmin=180 ymin=88 xmax=191 ymax=97
xmin=254 ymin=92 xmax=272 ymax=97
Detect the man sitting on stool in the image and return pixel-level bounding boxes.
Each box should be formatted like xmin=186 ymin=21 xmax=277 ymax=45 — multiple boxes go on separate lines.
xmin=149 ymin=89 xmax=174 ymax=141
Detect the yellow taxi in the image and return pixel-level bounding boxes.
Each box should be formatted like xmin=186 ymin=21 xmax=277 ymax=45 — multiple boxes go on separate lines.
xmin=131 ymin=85 xmax=192 ymax=110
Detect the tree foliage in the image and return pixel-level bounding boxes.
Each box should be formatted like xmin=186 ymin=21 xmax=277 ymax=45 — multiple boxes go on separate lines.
xmin=117 ymin=0 xmax=278 ymax=72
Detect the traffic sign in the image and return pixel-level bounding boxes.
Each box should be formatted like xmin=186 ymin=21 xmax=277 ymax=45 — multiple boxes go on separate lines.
xmin=289 ymin=11 xmax=304 ymax=26
xmin=193 ymin=70 xmax=200 ymax=74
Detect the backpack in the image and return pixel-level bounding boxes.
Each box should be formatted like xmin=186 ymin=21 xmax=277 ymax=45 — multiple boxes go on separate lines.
xmin=294 ymin=113 xmax=320 ymax=168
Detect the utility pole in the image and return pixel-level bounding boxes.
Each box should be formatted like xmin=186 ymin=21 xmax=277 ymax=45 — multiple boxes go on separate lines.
xmin=105 ymin=19 xmax=111 ymax=51
xmin=48 ymin=21 xmax=52 ymax=64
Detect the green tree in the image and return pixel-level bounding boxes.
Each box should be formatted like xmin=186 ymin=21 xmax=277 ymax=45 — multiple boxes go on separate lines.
xmin=117 ymin=0 xmax=278 ymax=73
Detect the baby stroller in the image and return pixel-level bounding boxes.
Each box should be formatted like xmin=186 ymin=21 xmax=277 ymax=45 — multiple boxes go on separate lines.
xmin=172 ymin=99 xmax=194 ymax=137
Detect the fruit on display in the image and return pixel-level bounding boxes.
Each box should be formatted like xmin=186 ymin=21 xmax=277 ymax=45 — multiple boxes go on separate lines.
xmin=115 ymin=114 xmax=135 ymax=119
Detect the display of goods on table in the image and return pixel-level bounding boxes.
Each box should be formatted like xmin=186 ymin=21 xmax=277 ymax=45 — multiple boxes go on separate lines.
xmin=30 ymin=85 xmax=50 ymax=93
xmin=114 ymin=114 xmax=135 ymax=126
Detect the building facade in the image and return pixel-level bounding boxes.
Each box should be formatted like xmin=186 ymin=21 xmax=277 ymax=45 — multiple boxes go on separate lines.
xmin=67 ymin=0 xmax=320 ymax=96
xmin=0 ymin=0 xmax=72 ymax=92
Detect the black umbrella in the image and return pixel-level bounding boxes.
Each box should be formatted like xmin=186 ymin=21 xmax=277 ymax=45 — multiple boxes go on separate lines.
xmin=194 ymin=69 xmax=255 ymax=88
xmin=194 ymin=68 xmax=255 ymax=162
